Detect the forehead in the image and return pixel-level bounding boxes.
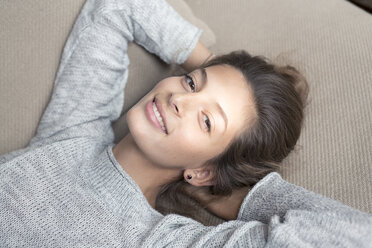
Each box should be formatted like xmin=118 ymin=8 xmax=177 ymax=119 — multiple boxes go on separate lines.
xmin=205 ymin=64 xmax=246 ymax=87
xmin=197 ymin=64 xmax=256 ymax=138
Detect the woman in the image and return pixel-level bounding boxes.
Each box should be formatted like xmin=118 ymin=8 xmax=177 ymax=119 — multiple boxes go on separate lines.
xmin=1 ymin=0 xmax=371 ymax=247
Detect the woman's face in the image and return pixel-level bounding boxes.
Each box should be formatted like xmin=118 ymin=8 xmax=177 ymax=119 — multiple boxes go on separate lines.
xmin=126 ymin=64 xmax=256 ymax=169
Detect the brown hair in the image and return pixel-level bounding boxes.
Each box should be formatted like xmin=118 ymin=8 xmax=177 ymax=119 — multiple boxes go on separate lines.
xmin=155 ymin=50 xmax=309 ymax=222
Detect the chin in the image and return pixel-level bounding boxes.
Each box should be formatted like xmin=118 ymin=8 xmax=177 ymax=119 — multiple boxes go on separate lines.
xmin=126 ymin=105 xmax=146 ymax=138
xmin=126 ymin=106 xmax=160 ymax=151
xmin=126 ymin=101 xmax=181 ymax=169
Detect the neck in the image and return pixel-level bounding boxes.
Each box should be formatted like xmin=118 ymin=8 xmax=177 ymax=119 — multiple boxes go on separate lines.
xmin=112 ymin=133 xmax=182 ymax=208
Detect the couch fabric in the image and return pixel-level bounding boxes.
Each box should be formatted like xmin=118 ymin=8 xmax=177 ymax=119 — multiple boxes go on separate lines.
xmin=1 ymin=0 xmax=371 ymax=226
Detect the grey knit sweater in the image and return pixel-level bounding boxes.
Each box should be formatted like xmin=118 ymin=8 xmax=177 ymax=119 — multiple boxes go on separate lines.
xmin=1 ymin=0 xmax=371 ymax=247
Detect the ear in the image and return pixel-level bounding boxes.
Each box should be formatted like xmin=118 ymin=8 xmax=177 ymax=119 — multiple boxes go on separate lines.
xmin=183 ymin=166 xmax=215 ymax=187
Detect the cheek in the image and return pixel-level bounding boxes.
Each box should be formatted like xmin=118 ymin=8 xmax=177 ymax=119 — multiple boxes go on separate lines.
xmin=167 ymin=127 xmax=209 ymax=160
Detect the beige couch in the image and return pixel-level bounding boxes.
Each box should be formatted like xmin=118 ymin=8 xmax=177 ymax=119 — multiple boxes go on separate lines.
xmin=1 ymin=0 xmax=371 ymax=225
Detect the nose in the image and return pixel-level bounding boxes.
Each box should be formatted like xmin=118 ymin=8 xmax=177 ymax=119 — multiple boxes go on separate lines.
xmin=169 ymin=92 xmax=196 ymax=118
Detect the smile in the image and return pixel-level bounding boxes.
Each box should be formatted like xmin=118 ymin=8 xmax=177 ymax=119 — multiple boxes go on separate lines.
xmin=152 ymin=101 xmax=167 ymax=132
xmin=145 ymin=97 xmax=168 ymax=134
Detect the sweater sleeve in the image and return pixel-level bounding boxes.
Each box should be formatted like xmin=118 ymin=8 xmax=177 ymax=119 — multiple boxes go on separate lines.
xmin=236 ymin=172 xmax=372 ymax=247
xmin=237 ymin=172 xmax=371 ymax=223
xmin=138 ymin=173 xmax=372 ymax=247
xmin=28 ymin=0 xmax=202 ymax=147
xmin=140 ymin=214 xmax=269 ymax=247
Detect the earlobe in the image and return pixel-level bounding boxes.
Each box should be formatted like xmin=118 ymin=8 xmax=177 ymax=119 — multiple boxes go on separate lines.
xmin=183 ymin=168 xmax=215 ymax=186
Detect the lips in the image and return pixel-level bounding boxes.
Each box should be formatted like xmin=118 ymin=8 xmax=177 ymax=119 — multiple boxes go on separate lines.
xmin=145 ymin=97 xmax=168 ymax=134
xmin=154 ymin=97 xmax=168 ymax=133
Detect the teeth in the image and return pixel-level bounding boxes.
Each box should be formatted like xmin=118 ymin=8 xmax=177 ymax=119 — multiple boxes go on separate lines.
xmin=152 ymin=102 xmax=166 ymax=132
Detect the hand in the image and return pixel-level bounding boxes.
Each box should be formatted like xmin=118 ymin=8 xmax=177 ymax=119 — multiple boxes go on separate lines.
xmin=183 ymin=185 xmax=251 ymax=220
xmin=180 ymin=41 xmax=215 ymax=72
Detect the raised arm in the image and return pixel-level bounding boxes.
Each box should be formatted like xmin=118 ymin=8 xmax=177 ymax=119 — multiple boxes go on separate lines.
xmin=180 ymin=41 xmax=215 ymax=72
xmin=136 ymin=172 xmax=372 ymax=247
xmin=28 ymin=0 xmax=206 ymax=149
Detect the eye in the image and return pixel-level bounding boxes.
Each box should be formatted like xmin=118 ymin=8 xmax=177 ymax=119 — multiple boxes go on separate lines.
xmin=183 ymin=74 xmax=211 ymax=133
xmin=184 ymin=74 xmax=196 ymax=92
xmin=203 ymin=114 xmax=211 ymax=132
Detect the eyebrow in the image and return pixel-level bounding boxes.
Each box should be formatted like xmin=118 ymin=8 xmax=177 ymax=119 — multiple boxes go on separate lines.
xmin=199 ymin=68 xmax=228 ymax=133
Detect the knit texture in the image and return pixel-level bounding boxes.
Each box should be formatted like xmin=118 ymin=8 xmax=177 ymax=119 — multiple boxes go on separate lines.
xmin=1 ymin=0 xmax=372 ymax=247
